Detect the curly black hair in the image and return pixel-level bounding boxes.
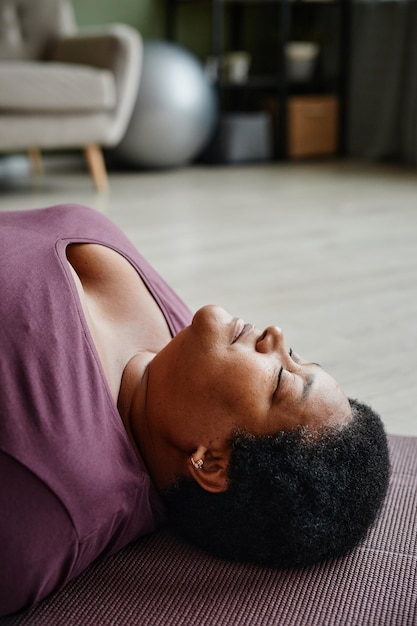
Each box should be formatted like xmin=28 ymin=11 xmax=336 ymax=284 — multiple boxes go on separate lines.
xmin=161 ymin=398 xmax=390 ymax=569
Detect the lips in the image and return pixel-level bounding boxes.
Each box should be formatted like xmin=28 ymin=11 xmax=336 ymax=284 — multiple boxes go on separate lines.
xmin=232 ymin=318 xmax=245 ymax=343
xmin=232 ymin=319 xmax=254 ymax=343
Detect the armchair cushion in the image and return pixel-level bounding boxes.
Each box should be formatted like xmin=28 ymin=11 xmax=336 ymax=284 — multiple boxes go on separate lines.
xmin=48 ymin=28 xmax=131 ymax=74
xmin=0 ymin=62 xmax=116 ymax=113
xmin=0 ymin=0 xmax=75 ymax=61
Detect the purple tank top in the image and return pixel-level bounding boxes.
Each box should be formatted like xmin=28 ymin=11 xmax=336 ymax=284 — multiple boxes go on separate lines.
xmin=0 ymin=205 xmax=192 ymax=615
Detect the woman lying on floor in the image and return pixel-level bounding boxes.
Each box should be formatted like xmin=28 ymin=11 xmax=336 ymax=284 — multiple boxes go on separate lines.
xmin=0 ymin=205 xmax=390 ymax=616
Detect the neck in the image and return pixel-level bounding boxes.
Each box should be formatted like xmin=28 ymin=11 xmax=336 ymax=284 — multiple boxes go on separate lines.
xmin=117 ymin=351 xmax=155 ymax=471
xmin=120 ymin=353 xmax=191 ymax=491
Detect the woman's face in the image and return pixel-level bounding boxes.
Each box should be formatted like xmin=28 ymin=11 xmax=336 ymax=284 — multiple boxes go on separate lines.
xmin=147 ymin=305 xmax=352 ymax=455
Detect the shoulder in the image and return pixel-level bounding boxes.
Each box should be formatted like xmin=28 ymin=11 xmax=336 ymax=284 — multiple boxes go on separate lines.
xmin=66 ymin=242 xmax=138 ymax=287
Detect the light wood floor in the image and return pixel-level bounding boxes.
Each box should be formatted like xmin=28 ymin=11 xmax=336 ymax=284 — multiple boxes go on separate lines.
xmin=1 ymin=158 xmax=416 ymax=436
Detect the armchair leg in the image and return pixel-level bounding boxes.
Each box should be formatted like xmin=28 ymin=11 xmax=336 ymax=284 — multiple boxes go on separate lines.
xmin=85 ymin=145 xmax=108 ymax=192
xmin=28 ymin=148 xmax=43 ymax=176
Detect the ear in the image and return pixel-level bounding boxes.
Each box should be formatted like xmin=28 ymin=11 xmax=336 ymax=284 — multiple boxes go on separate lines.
xmin=189 ymin=445 xmax=230 ymax=493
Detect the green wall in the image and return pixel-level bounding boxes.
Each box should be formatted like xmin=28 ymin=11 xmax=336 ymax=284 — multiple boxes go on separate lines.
xmin=71 ymin=0 xmax=167 ymax=39
xmin=71 ymin=0 xmax=210 ymax=60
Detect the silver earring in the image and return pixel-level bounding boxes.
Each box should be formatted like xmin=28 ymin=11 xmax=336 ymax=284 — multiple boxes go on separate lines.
xmin=190 ymin=455 xmax=204 ymax=470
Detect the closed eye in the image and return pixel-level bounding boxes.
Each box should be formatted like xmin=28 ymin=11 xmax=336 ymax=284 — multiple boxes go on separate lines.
xmin=275 ymin=366 xmax=284 ymax=394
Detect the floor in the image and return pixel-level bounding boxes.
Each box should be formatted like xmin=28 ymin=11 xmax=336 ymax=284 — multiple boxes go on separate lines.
xmin=1 ymin=156 xmax=416 ymax=436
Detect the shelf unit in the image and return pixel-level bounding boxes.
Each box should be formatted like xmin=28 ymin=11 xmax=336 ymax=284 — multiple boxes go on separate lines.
xmin=167 ymin=0 xmax=350 ymax=159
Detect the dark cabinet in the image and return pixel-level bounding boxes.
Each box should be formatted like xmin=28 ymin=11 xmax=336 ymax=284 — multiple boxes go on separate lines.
xmin=167 ymin=0 xmax=350 ymax=160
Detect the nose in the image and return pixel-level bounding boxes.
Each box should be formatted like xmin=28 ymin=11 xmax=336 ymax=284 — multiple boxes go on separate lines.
xmin=256 ymin=325 xmax=286 ymax=354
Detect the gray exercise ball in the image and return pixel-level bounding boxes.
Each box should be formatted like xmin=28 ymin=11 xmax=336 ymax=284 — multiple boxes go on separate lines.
xmin=115 ymin=40 xmax=218 ymax=168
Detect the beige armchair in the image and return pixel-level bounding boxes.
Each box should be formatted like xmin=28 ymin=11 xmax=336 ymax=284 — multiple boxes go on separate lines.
xmin=0 ymin=0 xmax=143 ymax=190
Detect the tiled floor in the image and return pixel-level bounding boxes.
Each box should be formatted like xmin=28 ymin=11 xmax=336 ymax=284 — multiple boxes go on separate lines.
xmin=1 ymin=157 xmax=416 ymax=436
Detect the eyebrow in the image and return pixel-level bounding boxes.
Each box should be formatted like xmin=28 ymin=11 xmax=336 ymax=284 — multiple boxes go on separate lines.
xmin=301 ymin=373 xmax=315 ymax=402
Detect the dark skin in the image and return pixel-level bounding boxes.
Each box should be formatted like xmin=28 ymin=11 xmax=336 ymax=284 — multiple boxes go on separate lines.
xmin=67 ymin=243 xmax=352 ymax=492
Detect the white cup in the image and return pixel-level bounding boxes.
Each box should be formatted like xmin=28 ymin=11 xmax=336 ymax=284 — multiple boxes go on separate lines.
xmin=223 ymin=51 xmax=251 ymax=83
xmin=285 ymin=42 xmax=319 ymax=82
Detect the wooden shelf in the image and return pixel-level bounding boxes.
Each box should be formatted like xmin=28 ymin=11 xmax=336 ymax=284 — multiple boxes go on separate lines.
xmin=168 ymin=0 xmax=349 ymax=158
